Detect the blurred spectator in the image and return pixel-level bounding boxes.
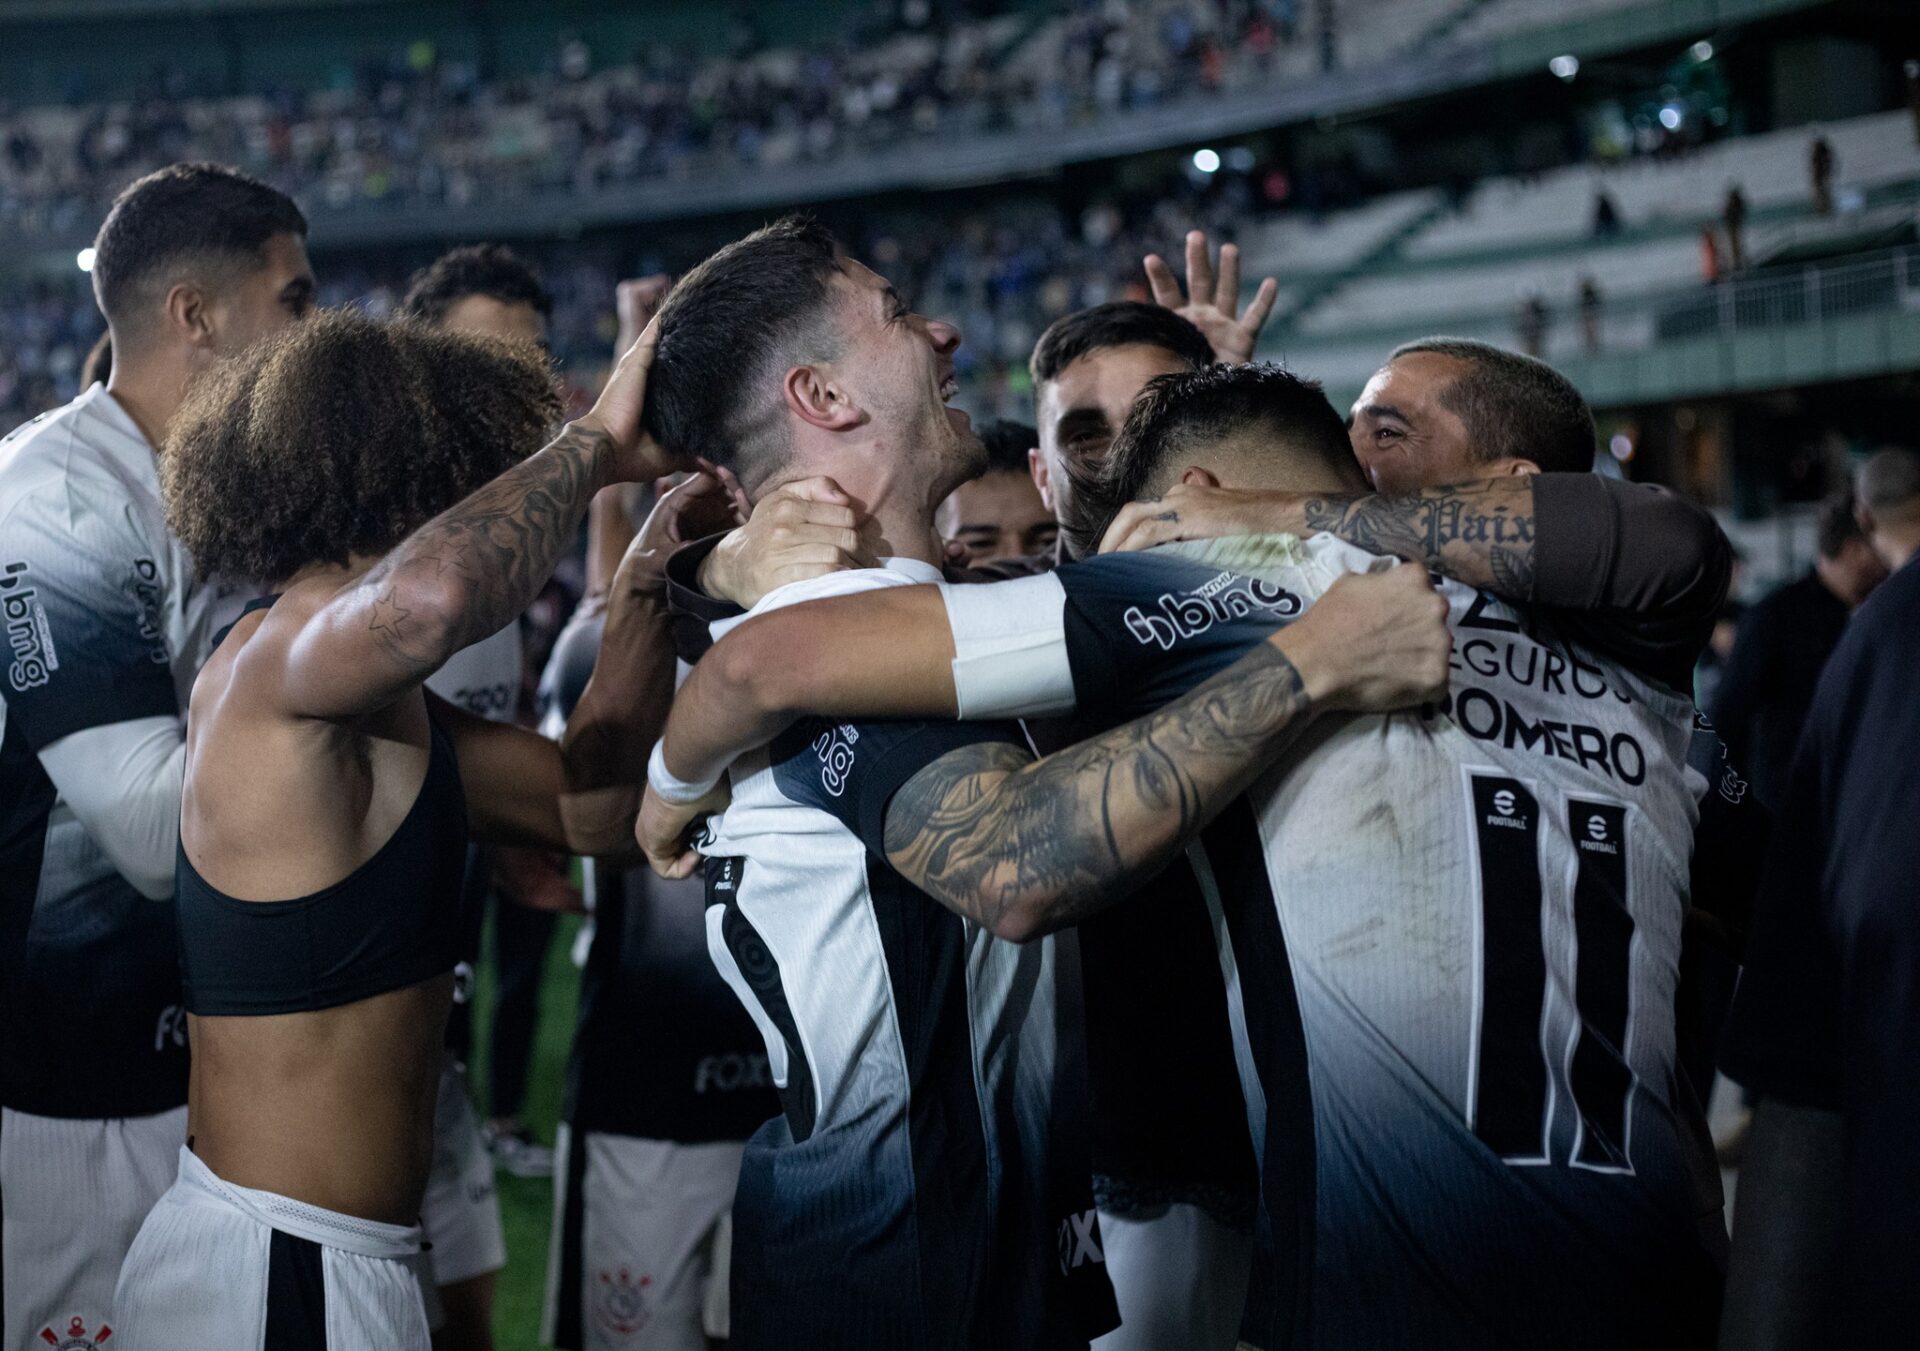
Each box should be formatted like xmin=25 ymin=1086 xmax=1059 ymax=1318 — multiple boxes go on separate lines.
xmin=1709 ymin=493 xmax=1885 ymax=813
xmin=1853 ymin=447 xmax=1920 ymax=571
xmin=1808 ymin=134 xmax=1835 ymax=216
xmin=1700 ymin=224 xmax=1723 ymax=284
xmin=1722 ymin=184 xmax=1748 ymax=270
xmin=1515 ymin=293 xmax=1548 ymax=357
xmin=1591 ymin=187 xmax=1622 ymax=238
xmin=1718 ymin=462 xmax=1920 ymax=1351
xmin=1578 ymin=275 xmax=1602 ymax=353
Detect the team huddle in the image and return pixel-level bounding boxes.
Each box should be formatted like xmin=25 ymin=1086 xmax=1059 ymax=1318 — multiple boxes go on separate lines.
xmin=2 ymin=163 xmax=1762 ymax=1351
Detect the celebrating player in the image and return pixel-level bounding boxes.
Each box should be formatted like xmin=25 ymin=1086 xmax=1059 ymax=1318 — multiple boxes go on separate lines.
xmin=640 ymin=362 xmax=1747 ymax=1348
xmin=111 ymin=310 xmax=678 ymax=1349
xmin=0 ymin=163 xmax=313 ymax=1348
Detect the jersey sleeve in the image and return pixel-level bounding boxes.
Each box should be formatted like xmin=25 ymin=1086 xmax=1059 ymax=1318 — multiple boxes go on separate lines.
xmin=1054 ymin=549 xmax=1314 ymax=722
xmin=1 ymin=485 xmax=177 ymax=749
xmin=768 ymin=715 xmax=1029 ymax=861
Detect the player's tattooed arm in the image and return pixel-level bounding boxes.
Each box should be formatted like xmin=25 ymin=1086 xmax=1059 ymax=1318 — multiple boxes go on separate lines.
xmin=1299 ymin=478 xmax=1537 ymax=599
xmin=883 ymin=642 xmax=1313 ymax=941
xmin=1098 ymin=478 xmax=1537 ymax=601
xmin=280 ymin=319 xmax=677 ymax=721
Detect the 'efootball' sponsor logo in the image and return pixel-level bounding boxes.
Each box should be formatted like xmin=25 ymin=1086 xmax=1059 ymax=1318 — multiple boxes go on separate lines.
xmin=3 ymin=561 xmax=59 ymax=691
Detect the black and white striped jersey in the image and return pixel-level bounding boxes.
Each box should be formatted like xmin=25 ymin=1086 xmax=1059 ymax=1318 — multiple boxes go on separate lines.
xmin=1 ymin=386 xmax=245 ymax=1119
xmin=695 ymin=560 xmax=1117 ymax=1351
xmin=942 ymin=534 xmax=1742 ymax=1350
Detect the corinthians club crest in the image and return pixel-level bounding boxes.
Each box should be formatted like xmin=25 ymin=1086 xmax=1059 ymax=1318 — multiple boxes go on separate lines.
xmin=594 ymin=1267 xmax=653 ymax=1339
xmin=41 ymin=1316 xmax=112 ymax=1349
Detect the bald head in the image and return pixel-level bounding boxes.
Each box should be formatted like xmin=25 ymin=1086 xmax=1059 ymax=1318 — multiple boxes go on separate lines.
xmin=1856 ymin=448 xmax=1920 ymax=570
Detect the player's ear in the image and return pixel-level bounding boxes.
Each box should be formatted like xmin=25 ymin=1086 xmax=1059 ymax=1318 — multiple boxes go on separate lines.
xmin=1029 ymin=446 xmax=1057 ymax=512
xmin=783 ymin=363 xmax=862 ymax=433
xmin=1496 ymin=458 xmax=1542 ymax=477
xmin=164 ymin=281 xmax=216 ymax=352
xmin=1178 ymin=465 xmax=1222 ymax=488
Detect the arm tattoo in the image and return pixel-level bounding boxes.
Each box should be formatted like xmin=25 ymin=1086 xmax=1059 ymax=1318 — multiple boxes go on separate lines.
xmin=1303 ymin=480 xmax=1536 ymax=598
xmin=883 ymin=643 xmax=1311 ymax=938
xmin=356 ymin=422 xmax=613 ymax=676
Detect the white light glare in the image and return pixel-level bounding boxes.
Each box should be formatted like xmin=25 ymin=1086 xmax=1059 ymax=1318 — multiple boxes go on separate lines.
xmin=1609 ymin=434 xmax=1634 ymax=462
xmin=1192 ymin=148 xmax=1221 ymax=174
xmin=1690 ymin=40 xmax=1714 ymax=62
xmin=1549 ymin=54 xmax=1579 ymax=80
xmin=1659 ymin=105 xmax=1684 ymax=131
xmin=76 ymin=247 xmax=96 ymax=272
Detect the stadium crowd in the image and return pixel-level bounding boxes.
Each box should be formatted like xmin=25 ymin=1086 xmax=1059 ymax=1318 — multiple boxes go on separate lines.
xmin=0 ymin=0 xmax=1313 ymax=234
xmin=3 ymin=77 xmax=1918 ymax=1351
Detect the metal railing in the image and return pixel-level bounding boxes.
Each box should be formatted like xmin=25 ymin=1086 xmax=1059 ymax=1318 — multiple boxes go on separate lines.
xmin=1655 ymin=245 xmax=1920 ymax=342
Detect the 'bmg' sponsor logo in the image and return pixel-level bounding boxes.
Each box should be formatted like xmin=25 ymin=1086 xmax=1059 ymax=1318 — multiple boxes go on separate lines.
xmin=1123 ymin=571 xmax=1302 ymax=651
xmin=814 ymin=724 xmax=860 ymax=797
xmin=3 ymin=561 xmax=60 ymax=691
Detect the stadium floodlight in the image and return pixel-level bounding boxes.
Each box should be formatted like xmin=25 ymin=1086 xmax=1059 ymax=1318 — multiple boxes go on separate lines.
xmin=1549 ymin=54 xmax=1579 ymax=81
xmin=76 ymin=247 xmax=96 ymax=272
xmin=1192 ymin=148 xmax=1221 ymax=174
xmin=1690 ymin=40 xmax=1714 ymax=62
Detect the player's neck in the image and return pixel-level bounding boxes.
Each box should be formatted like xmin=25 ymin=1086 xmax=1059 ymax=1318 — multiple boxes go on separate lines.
xmin=783 ymin=447 xmax=946 ymax=568
xmin=106 ymin=355 xmax=190 ymax=454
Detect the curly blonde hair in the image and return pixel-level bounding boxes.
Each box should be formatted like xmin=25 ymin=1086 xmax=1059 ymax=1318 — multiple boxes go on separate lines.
xmin=164 ymin=309 xmax=561 ymax=584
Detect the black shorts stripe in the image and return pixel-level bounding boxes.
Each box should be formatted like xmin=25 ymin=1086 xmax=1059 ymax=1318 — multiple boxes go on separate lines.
xmin=264 ymin=1228 xmax=328 ymax=1351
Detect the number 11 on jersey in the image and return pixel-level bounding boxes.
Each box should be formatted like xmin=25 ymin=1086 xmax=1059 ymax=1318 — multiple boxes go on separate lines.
xmin=1464 ymin=772 xmax=1638 ymax=1173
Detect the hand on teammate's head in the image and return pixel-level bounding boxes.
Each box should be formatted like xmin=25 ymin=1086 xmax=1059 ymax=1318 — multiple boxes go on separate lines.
xmin=582 ymin=314 xmax=682 ymax=484
xmin=1279 ymin=562 xmax=1452 ymax=713
xmin=703 ymin=476 xmax=882 ymax=609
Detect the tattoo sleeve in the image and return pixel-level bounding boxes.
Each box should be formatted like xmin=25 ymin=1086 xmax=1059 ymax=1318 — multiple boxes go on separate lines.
xmin=882 ymin=641 xmax=1313 ymax=940
xmin=350 ymin=422 xmax=613 ymax=687
xmin=1302 ymin=478 xmax=1537 ymax=599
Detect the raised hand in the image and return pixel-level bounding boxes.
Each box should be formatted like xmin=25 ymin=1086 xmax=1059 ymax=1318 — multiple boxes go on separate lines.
xmin=1144 ymin=229 xmax=1280 ymax=364
xmin=614 ymin=275 xmax=672 ymax=361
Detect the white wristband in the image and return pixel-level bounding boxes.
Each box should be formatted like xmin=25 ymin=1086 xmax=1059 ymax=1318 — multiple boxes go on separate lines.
xmin=648 ymin=740 xmax=722 ymax=805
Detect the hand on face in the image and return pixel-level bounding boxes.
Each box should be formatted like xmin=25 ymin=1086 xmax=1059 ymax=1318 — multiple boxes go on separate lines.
xmin=1144 ymin=230 xmax=1280 ymax=365
xmin=703 ymin=476 xmax=882 ymax=609
xmin=1276 ymin=562 xmax=1452 ymax=713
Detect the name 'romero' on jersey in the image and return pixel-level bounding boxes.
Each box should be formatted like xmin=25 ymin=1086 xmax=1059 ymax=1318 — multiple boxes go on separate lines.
xmin=939 ymin=533 xmax=1744 ymax=1351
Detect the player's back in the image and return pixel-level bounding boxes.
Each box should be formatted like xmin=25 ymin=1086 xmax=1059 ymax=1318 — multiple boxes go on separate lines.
xmin=1055 ymin=536 xmax=1725 ymax=1348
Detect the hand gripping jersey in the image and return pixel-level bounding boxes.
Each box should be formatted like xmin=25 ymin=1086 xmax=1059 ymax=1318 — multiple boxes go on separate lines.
xmin=942 ymin=534 xmax=1733 ymax=1351
xmin=0 ymin=387 xmax=245 ymax=1117
xmin=694 ymin=561 xmax=1117 ymax=1351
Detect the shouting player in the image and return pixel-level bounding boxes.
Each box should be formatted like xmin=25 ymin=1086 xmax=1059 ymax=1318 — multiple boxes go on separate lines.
xmin=111 ymin=311 xmax=677 ymax=1348
xmin=640 ymin=362 xmax=1745 ymax=1349
xmin=624 ymin=217 xmax=1451 ymax=1350
xmin=1 ymin=162 xmax=312 ymax=1349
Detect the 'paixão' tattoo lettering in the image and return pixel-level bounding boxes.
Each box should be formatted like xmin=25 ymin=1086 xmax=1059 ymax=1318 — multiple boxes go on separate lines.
xmin=882 ymin=641 xmax=1311 ymax=939
xmin=1303 ymin=479 xmax=1537 ymax=599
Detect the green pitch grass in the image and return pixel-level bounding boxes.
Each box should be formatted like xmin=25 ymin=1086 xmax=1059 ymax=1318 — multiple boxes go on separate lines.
xmin=468 ymin=909 xmax=584 ymax=1349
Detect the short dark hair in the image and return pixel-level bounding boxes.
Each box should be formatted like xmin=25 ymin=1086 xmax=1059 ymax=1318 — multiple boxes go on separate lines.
xmin=1068 ymin=362 xmax=1356 ymax=556
xmin=1816 ymin=492 xmax=1867 ymax=559
xmin=401 ymin=244 xmax=553 ymax=325
xmin=978 ymin=418 xmax=1037 ymax=476
xmin=1390 ymin=337 xmax=1596 ymax=474
xmin=91 ymin=162 xmax=307 ymax=332
xmin=642 ymin=215 xmax=844 ymax=490
xmin=163 ymin=311 xmax=561 ymax=584
xmin=1029 ymin=301 xmax=1214 ymax=386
